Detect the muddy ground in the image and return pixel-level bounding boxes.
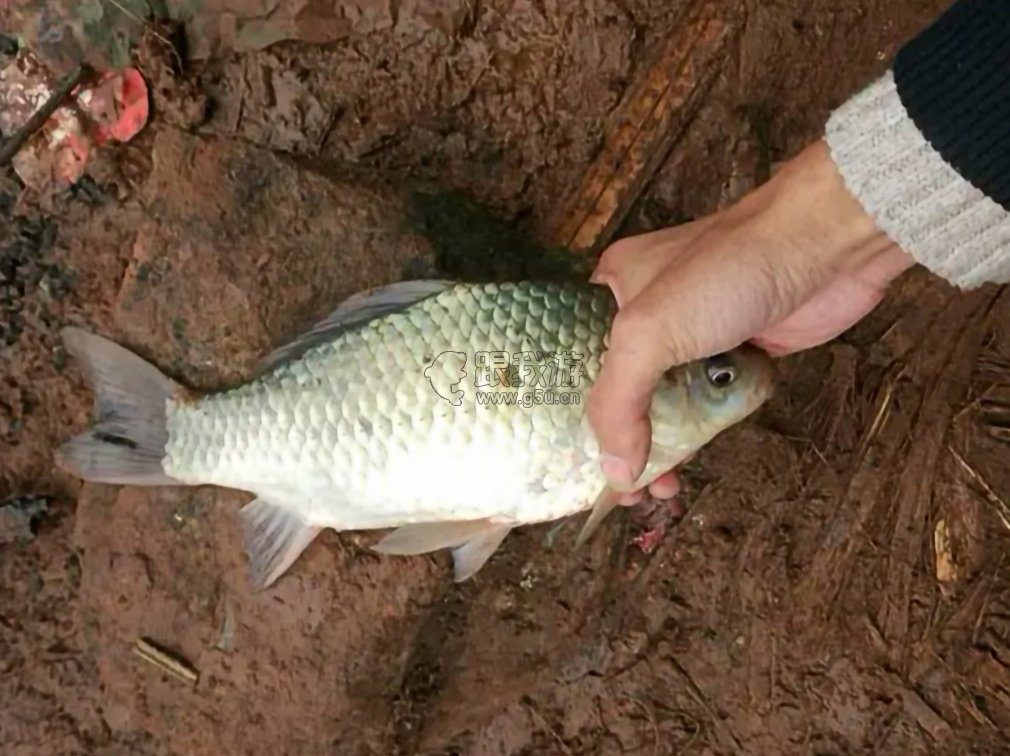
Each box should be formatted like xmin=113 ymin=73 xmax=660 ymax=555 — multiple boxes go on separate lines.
xmin=3 ymin=0 xmax=1010 ymax=754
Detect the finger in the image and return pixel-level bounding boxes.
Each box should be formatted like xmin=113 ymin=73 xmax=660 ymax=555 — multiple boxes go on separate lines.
xmin=618 ymin=489 xmax=646 ymax=507
xmin=615 ymin=470 xmax=679 ymax=507
xmin=613 ymin=472 xmax=679 ymax=505
xmin=593 ymin=241 xmax=684 ymax=307
xmin=591 ymin=216 xmax=722 ymax=305
xmin=647 ymin=470 xmax=680 ymax=499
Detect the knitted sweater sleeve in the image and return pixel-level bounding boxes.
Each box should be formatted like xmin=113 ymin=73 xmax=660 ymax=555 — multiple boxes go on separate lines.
xmin=824 ymin=0 xmax=1010 ymax=289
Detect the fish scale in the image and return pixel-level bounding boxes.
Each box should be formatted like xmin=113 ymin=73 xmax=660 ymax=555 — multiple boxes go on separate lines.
xmin=55 ymin=279 xmax=775 ymax=587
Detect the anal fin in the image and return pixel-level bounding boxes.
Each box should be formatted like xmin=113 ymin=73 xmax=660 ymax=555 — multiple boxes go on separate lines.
xmin=372 ymin=519 xmax=512 ymax=581
xmin=239 ymin=497 xmax=322 ymax=589
xmin=373 ymin=519 xmax=497 ymax=555
xmin=451 ymin=524 xmax=511 ymax=582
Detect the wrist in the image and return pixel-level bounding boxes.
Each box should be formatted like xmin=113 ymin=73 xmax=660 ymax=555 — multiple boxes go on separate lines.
xmin=762 ymin=139 xmax=915 ymax=285
xmin=780 ymin=141 xmax=904 ymax=263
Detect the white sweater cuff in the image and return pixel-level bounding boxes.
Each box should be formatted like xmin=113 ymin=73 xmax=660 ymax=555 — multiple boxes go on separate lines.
xmin=825 ymin=71 xmax=1010 ymax=289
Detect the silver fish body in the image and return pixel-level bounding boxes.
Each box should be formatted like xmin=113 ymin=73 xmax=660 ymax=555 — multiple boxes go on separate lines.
xmin=57 ymin=279 xmax=775 ymax=586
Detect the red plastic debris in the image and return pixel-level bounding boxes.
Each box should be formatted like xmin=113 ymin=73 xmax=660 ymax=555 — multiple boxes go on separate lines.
xmin=0 ymin=49 xmax=149 ymax=192
xmin=78 ymin=67 xmax=150 ymax=146
xmin=629 ymin=497 xmax=685 ymax=554
xmin=631 ymin=523 xmax=667 ymax=554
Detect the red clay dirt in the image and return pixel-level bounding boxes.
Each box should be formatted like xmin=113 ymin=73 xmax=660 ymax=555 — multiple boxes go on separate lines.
xmin=3 ymin=1 xmax=1010 ymax=754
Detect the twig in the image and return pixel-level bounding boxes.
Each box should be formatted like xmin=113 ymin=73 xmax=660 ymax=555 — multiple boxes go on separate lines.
xmin=971 ymin=555 xmax=1004 ymax=646
xmin=133 ymin=637 xmax=199 ymax=685
xmin=860 ymin=377 xmax=896 ymax=457
xmin=668 ymin=654 xmax=742 ymax=754
xmin=522 ymin=697 xmax=573 ymax=756
xmin=948 ymin=445 xmax=1010 ymax=532
xmin=769 ymin=633 xmax=777 ymax=711
xmin=897 ymin=686 xmax=952 ymax=741
xmin=624 ymin=694 xmax=660 ymax=756
xmin=960 ymin=682 xmax=999 ymax=729
xmin=100 ymin=0 xmax=182 ymax=69
xmin=0 ymin=64 xmax=89 ymax=167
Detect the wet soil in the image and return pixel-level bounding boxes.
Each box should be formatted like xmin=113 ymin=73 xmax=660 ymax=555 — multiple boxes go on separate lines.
xmin=4 ymin=1 xmax=1010 ymax=754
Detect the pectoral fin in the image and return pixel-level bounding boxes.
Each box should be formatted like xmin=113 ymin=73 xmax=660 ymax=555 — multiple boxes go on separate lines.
xmin=574 ymin=486 xmax=621 ymax=549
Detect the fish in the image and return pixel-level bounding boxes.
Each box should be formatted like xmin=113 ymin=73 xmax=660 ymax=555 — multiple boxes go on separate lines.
xmin=55 ymin=279 xmax=776 ymax=588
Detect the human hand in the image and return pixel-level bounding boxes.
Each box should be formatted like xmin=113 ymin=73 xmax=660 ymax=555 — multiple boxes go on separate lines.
xmin=587 ymin=139 xmax=915 ymax=505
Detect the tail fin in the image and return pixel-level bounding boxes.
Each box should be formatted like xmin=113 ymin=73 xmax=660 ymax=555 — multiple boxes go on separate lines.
xmin=56 ymin=327 xmax=181 ymax=486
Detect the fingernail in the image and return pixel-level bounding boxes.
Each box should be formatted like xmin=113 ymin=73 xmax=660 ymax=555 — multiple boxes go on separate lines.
xmin=600 ymin=453 xmax=634 ymax=488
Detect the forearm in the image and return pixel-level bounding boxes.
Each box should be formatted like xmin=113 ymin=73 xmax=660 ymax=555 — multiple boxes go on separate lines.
xmin=824 ymin=0 xmax=1010 ymax=289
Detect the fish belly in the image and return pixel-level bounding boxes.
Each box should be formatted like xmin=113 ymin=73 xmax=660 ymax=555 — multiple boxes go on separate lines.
xmin=162 ymin=374 xmax=605 ymax=532
xmin=338 ymin=402 xmax=608 ymax=528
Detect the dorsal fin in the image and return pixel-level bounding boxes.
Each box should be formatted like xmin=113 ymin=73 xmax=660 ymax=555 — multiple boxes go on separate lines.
xmin=255 ymin=279 xmax=455 ymax=375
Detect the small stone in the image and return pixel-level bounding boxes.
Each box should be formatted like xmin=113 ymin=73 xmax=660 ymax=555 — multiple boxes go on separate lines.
xmin=0 ymin=494 xmax=49 ymax=544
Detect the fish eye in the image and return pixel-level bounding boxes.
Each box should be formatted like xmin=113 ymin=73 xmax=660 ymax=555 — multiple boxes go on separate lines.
xmin=704 ymin=356 xmax=737 ymax=388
